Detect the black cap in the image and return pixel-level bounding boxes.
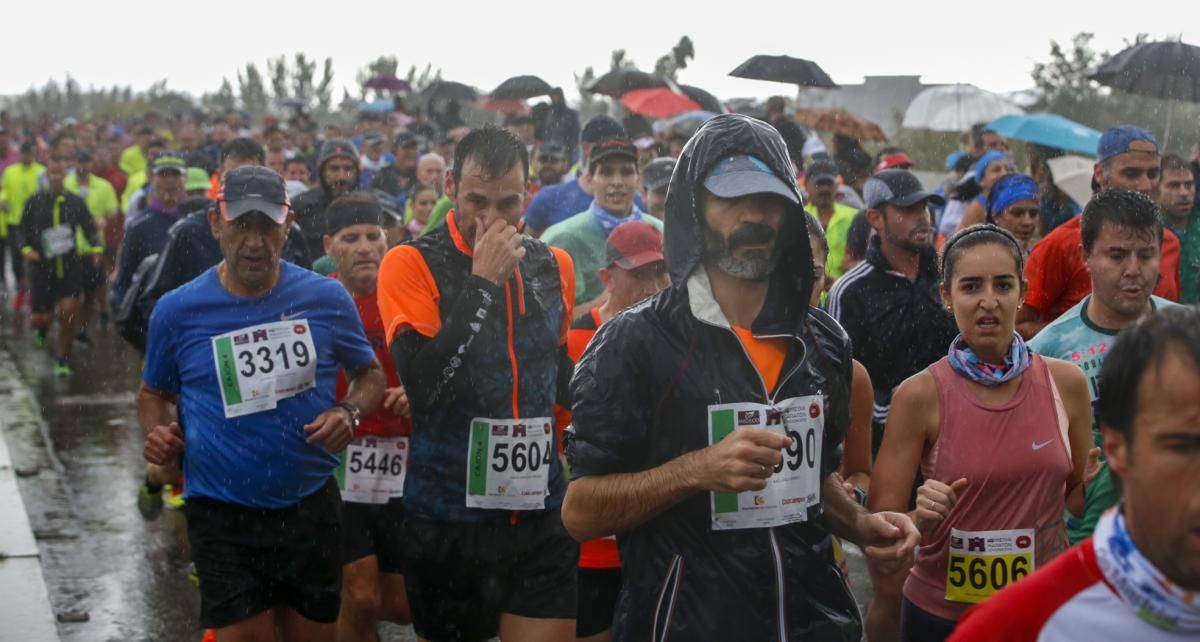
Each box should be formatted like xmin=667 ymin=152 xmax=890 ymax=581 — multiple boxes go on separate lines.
xmin=864 ymin=169 xmax=946 ymax=209
xmin=217 ymin=166 xmax=290 ymax=224
xmin=806 ymin=158 xmax=840 ymax=184
xmin=588 ymin=138 xmax=638 ymax=167
xmin=643 ymin=157 xmax=676 ymax=193
xmin=580 ymin=115 xmax=627 ymax=145
xmin=537 ymin=142 xmax=569 ymax=160
xmin=393 ymin=132 xmax=419 ymax=149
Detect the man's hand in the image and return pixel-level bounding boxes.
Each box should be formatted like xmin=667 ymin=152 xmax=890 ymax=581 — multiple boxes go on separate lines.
xmin=471 ymin=218 xmax=525 ymax=286
xmin=857 ymin=511 xmax=921 ymax=574
xmin=143 ymin=421 xmax=184 ymax=466
xmin=914 ymin=477 xmax=968 ymax=535
xmin=23 ymin=250 xmax=40 ymax=262
xmin=382 ymin=386 xmax=410 ymax=418
xmin=693 ymin=428 xmax=790 ymax=493
xmin=304 ymin=407 xmax=356 ymax=453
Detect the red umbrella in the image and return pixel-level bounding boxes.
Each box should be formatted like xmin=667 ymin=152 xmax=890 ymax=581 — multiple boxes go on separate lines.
xmin=478 ymin=98 xmax=529 ymax=114
xmin=620 ymin=88 xmax=701 ymax=119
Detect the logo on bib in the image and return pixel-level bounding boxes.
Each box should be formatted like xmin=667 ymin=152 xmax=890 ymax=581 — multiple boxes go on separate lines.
xmin=809 ymin=403 xmax=821 ymax=418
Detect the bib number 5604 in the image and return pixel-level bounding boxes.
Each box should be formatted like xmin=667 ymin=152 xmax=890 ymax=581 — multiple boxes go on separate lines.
xmin=491 ymin=440 xmax=553 ymax=473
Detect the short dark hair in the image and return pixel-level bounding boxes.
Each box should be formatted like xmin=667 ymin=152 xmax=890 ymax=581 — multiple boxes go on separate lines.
xmin=1097 ymin=306 xmax=1200 ymax=443
xmin=1080 ymin=189 xmax=1163 ymax=254
xmin=940 ymin=223 xmax=1025 ymax=287
xmin=971 ymin=125 xmax=998 ymax=149
xmin=1160 ymin=153 xmax=1190 ymax=175
xmin=284 ymin=156 xmax=309 ymax=170
xmin=452 ymin=125 xmax=528 ymax=187
xmin=222 ymin=138 xmax=265 ymax=165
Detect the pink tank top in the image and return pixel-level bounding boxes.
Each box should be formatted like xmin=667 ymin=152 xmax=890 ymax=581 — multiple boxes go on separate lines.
xmin=903 ymin=354 xmax=1072 ymax=621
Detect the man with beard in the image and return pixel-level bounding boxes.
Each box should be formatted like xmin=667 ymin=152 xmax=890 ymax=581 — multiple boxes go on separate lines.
xmin=1030 ymin=189 xmax=1177 ymax=545
xmin=562 ymin=114 xmax=919 ymax=641
xmin=293 ymin=138 xmax=360 ymax=258
xmin=1157 ymin=154 xmax=1200 ymax=303
xmin=370 ymin=132 xmax=420 ymax=199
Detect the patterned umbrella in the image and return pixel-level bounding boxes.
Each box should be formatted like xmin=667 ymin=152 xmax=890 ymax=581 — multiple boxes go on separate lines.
xmin=794 ymin=108 xmax=888 ymax=142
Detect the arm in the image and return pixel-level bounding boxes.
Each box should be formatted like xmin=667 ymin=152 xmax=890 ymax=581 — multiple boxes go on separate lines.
xmin=957 ymin=200 xmax=987 ymax=232
xmin=1015 ymin=305 xmax=1046 ymax=341
xmin=389 ymin=276 xmax=500 ymax=411
xmin=1046 ymin=358 xmax=1098 ymax=518
xmin=840 ymin=360 xmax=874 ymax=493
xmin=304 ymin=359 xmax=386 ymax=453
xmin=562 ymin=428 xmax=788 ymax=542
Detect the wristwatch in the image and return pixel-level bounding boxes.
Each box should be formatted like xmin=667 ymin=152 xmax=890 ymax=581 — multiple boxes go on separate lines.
xmin=336 ymin=402 xmax=362 ymax=428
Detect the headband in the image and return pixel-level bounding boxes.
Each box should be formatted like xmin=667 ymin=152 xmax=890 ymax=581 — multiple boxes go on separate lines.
xmin=988 ymin=174 xmax=1040 ymax=219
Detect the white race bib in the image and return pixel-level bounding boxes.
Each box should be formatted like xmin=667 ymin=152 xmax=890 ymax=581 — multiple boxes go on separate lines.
xmin=465 ymin=417 xmax=554 ymax=510
xmin=337 ymin=436 xmax=408 ymax=504
xmin=708 ymin=396 xmax=824 ymax=531
xmin=211 ymin=320 xmax=318 ymax=418
xmin=41 ymin=225 xmax=74 ymax=258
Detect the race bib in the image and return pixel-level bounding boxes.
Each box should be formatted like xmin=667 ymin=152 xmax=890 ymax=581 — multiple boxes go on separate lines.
xmin=946 ymin=528 xmax=1035 ymax=604
xmin=709 ymin=396 xmax=824 ymax=531
xmin=465 ymin=417 xmax=554 ymax=510
xmin=211 ymin=320 xmax=318 ymax=419
xmin=41 ymin=225 xmax=74 ymax=258
xmin=336 ymin=436 xmax=408 ymax=504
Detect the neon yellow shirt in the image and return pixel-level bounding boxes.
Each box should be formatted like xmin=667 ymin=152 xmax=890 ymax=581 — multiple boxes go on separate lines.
xmin=1 ymin=161 xmax=46 ymax=233
xmin=118 ymin=145 xmax=147 ymax=177
xmin=122 ymin=172 xmax=148 ymax=212
xmin=805 ymin=201 xmax=859 ymax=281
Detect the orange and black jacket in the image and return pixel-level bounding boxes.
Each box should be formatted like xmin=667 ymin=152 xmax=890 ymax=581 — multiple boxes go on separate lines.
xmin=377 ymin=210 xmax=575 ymax=523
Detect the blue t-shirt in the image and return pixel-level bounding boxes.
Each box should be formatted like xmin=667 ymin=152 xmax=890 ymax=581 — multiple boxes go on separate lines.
xmin=143 ymin=261 xmax=376 ymax=508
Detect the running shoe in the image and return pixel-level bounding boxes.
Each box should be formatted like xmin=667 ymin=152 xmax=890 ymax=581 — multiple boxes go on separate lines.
xmin=33 ymin=329 xmax=48 ymax=349
xmin=53 ymin=359 xmax=72 ymax=377
xmin=137 ymin=479 xmax=163 ymax=520
xmin=188 ymin=562 xmax=200 ymax=586
xmin=200 ymin=629 xmax=216 ymax=642
xmin=163 ymin=483 xmax=186 ymax=510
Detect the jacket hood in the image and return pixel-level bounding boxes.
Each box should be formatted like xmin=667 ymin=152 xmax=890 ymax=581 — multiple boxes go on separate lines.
xmin=317 ymin=138 xmax=361 ymax=193
xmin=664 ymin=113 xmax=815 ymax=330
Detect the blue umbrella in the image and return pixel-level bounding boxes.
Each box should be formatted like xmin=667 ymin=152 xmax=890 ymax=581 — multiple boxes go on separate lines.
xmin=359 ymin=99 xmax=395 ymax=113
xmin=985 ymin=113 xmax=1101 ymax=156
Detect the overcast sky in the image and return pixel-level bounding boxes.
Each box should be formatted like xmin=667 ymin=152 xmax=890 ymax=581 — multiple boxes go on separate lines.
xmin=2 ymin=1 xmax=1195 ymax=103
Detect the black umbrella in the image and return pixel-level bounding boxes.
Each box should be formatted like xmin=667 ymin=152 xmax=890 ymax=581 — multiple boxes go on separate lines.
xmin=364 ymin=75 xmax=411 ymax=92
xmin=1090 ymin=40 xmax=1200 ymax=146
xmin=679 ymin=85 xmax=724 ymax=114
xmin=585 ymin=69 xmax=666 ymax=97
xmin=421 ymin=80 xmax=478 ymax=103
xmin=491 ymin=75 xmax=554 ymax=100
xmin=729 ymin=54 xmax=837 ymax=88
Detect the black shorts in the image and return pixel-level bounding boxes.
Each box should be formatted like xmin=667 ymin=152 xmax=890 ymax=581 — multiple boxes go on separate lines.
xmin=30 ymin=259 xmax=97 ymax=314
xmin=403 ymin=509 xmax=579 ymax=642
xmin=341 ymin=497 xmax=406 ymax=572
xmin=576 ymin=567 xmax=621 ymax=637
xmin=184 ymin=478 xmax=342 ymax=629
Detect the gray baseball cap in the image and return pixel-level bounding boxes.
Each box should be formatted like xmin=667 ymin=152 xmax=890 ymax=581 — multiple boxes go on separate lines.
xmin=703 ymin=155 xmax=799 ymax=204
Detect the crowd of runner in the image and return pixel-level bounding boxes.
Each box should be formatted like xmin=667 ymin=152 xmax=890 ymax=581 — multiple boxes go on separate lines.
xmin=0 ymin=90 xmax=1196 ymax=642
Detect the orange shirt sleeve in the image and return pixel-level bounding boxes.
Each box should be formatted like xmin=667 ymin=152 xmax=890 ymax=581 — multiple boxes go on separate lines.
xmin=1024 ymin=229 xmax=1074 ymax=316
xmin=1155 ymin=229 xmax=1181 ymax=301
xmin=377 ymin=245 xmax=442 ymax=344
xmin=550 ymin=246 xmax=576 ymax=344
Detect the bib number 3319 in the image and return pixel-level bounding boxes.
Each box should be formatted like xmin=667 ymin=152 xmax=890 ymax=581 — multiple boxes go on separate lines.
xmin=465 ymin=417 xmax=553 ymax=510
xmin=212 ymin=320 xmax=318 ymax=419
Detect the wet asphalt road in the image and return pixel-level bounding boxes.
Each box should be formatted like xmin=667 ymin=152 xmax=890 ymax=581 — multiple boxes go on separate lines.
xmin=3 ymin=310 xmax=871 ymax=642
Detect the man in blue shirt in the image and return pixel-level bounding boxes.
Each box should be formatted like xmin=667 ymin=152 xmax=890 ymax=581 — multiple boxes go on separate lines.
xmin=524 ymin=115 xmax=645 ymax=236
xmin=141 ymin=166 xmax=385 ymax=641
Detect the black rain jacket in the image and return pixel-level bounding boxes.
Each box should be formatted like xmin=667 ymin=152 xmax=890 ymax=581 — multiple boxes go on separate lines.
xmin=567 ymin=114 xmax=861 ymax=642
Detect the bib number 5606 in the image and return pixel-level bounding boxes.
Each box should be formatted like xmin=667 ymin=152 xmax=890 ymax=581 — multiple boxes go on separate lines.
xmin=491 ymin=440 xmax=553 ymax=473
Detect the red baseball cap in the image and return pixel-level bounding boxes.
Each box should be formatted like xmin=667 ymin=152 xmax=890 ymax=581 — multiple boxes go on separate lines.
xmin=875 ymin=152 xmax=915 ymax=171
xmin=605 ymin=221 xmax=664 ymax=270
